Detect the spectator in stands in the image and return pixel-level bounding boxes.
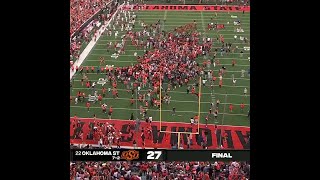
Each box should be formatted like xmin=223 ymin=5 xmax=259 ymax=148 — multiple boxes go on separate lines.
xmin=70 ymin=160 xmax=250 ymax=179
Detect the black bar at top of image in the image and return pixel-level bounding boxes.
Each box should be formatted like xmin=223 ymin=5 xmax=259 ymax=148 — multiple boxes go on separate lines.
xmin=166 ymin=150 xmax=250 ymax=161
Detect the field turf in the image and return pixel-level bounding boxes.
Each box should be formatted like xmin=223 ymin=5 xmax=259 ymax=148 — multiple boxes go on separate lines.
xmin=70 ymin=10 xmax=250 ymax=127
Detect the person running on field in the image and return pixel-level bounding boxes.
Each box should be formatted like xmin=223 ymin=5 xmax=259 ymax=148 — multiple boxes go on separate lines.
xmin=244 ymin=88 xmax=248 ymax=97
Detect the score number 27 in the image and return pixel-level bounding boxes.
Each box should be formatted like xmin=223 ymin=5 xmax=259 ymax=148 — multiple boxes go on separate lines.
xmin=147 ymin=151 xmax=162 ymax=160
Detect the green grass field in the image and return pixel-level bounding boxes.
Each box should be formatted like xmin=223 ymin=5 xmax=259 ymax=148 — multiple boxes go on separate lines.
xmin=70 ymin=10 xmax=250 ymax=127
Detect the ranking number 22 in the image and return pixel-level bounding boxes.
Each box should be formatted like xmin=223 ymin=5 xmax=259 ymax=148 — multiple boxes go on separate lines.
xmin=147 ymin=151 xmax=162 ymax=159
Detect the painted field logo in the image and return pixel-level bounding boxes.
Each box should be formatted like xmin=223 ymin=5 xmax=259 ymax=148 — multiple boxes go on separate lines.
xmin=212 ymin=153 xmax=233 ymax=158
xmin=97 ymin=78 xmax=107 ymax=86
xmin=121 ymin=150 xmax=139 ymax=160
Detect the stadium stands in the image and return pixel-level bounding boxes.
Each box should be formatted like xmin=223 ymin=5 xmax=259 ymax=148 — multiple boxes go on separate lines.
xmin=70 ymin=0 xmax=118 ymax=63
xmin=70 ymin=160 xmax=250 ymax=179
xmin=70 ymin=0 xmax=109 ymax=35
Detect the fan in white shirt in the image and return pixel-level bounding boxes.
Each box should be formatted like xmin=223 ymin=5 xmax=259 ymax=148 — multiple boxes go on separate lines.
xmin=232 ymin=77 xmax=237 ymax=86
xmin=190 ymin=118 xmax=195 ymax=125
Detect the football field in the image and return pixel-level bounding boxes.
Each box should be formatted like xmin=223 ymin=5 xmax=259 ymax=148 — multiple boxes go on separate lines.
xmin=70 ymin=9 xmax=250 ymax=127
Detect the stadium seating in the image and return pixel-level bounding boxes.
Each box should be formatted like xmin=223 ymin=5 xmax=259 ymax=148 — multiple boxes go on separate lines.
xmin=70 ymin=160 xmax=250 ymax=179
xmin=70 ymin=0 xmax=108 ymax=35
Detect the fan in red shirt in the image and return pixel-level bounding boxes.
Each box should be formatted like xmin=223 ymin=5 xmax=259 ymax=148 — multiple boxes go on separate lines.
xmin=98 ymin=94 xmax=102 ymax=104
xmin=85 ymin=66 xmax=89 ymax=73
xmin=191 ymin=86 xmax=195 ymax=94
xmin=73 ymin=114 xmax=78 ymax=121
xmin=212 ymin=76 xmax=217 ymax=82
xmin=220 ymin=35 xmax=224 ymax=44
xmin=100 ymin=66 xmax=104 ymax=74
xmin=112 ymin=89 xmax=117 ymax=99
xmin=101 ymin=104 xmax=107 ymax=114
xmin=108 ymin=106 xmax=113 ymax=119
xmin=229 ymin=104 xmax=234 ymax=112
xmin=112 ymin=81 xmax=117 ymax=89
xmin=115 ymin=89 xmax=119 ymax=99
xmin=77 ymin=91 xmax=82 ymax=102
xmin=91 ymin=66 xmax=94 ymax=73
xmin=232 ymin=59 xmax=236 ymax=67
xmin=102 ymin=87 xmax=106 ymax=98
xmin=240 ymin=103 xmax=245 ymax=112
xmin=86 ymin=81 xmax=90 ymax=88
xmin=86 ymin=101 xmax=91 ymax=112
xmin=82 ymin=92 xmax=86 ymax=102
xmin=219 ymin=80 xmax=223 ymax=88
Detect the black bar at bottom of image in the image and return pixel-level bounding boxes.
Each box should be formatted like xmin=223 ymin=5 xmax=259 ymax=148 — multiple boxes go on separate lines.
xmin=70 ymin=149 xmax=166 ymax=161
xmin=70 ymin=149 xmax=249 ymax=161
xmin=166 ymin=150 xmax=250 ymax=161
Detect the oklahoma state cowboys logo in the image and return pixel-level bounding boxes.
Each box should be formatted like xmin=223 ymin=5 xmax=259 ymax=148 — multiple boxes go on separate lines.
xmin=121 ymin=150 xmax=139 ymax=161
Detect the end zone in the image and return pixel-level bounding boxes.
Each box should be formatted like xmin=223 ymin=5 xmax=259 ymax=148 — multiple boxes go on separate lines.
xmin=122 ymin=5 xmax=250 ymax=12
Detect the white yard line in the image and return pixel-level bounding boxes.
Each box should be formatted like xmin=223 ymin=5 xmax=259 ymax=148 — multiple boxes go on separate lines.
xmin=83 ymin=59 xmax=250 ymax=67
xmin=164 ymin=10 xmax=168 ymax=20
xmin=201 ymin=11 xmax=206 ymax=33
xmin=75 ymin=70 xmax=248 ymax=73
xmin=91 ymin=50 xmax=250 ymax=55
xmin=98 ymin=37 xmax=250 ymax=41
xmin=163 ymin=10 xmax=167 ymax=31
xmin=219 ymin=94 xmax=228 ymax=147
xmin=73 ymin=84 xmax=249 ymax=88
xmin=137 ymin=15 xmax=250 ymax=18
xmin=96 ymin=42 xmax=248 ymax=45
xmin=70 ymin=96 xmax=250 ymax=105
xmin=70 ymin=106 xmax=248 ymax=117
xmin=89 ymin=53 xmax=250 ymax=60
xmin=72 ymin=87 xmax=250 ymax=93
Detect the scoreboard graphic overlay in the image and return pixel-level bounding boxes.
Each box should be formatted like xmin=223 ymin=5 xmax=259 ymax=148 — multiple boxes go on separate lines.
xmin=71 ymin=149 xmax=249 ymax=161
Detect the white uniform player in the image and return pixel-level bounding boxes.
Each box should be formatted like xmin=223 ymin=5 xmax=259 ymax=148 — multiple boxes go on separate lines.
xmin=244 ymin=88 xmax=248 ymax=96
xmin=241 ymin=70 xmax=245 ymax=77
xmin=115 ymin=31 xmax=118 ymax=38
xmin=232 ymin=75 xmax=236 ymax=86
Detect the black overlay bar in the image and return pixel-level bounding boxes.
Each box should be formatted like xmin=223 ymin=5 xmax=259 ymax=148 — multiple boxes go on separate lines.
xmin=70 ymin=149 xmax=249 ymax=161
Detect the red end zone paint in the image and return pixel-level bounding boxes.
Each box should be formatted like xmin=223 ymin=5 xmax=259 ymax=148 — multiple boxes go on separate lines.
xmin=70 ymin=118 xmax=250 ymax=150
xmin=122 ymin=5 xmax=250 ymax=12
